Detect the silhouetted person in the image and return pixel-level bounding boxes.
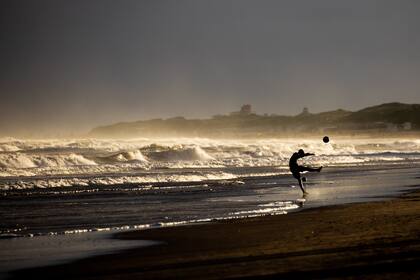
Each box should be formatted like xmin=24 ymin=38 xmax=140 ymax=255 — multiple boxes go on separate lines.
xmin=289 ymin=149 xmax=322 ymax=194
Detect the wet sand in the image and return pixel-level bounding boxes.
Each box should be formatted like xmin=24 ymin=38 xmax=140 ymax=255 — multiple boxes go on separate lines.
xmin=11 ymin=189 xmax=420 ymax=279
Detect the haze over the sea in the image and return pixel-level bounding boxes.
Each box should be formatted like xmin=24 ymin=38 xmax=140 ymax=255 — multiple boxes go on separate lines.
xmin=1 ymin=0 xmax=420 ymax=136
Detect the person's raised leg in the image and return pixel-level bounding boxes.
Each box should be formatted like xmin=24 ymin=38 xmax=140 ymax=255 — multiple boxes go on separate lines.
xmin=300 ymin=166 xmax=322 ymax=173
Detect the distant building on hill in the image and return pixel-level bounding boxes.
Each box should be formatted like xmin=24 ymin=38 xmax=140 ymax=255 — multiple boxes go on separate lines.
xmin=298 ymin=107 xmax=310 ymax=117
xmin=230 ymin=104 xmax=253 ymax=116
xmin=240 ymin=104 xmax=252 ymax=115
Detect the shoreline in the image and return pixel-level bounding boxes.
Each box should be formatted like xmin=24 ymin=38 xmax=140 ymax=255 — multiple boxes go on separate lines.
xmin=10 ymin=187 xmax=420 ymax=279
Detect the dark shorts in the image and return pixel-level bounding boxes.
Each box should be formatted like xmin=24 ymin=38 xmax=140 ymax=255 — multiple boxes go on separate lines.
xmin=292 ymin=171 xmax=301 ymax=180
xmin=290 ymin=165 xmax=307 ymax=176
xmin=290 ymin=164 xmax=302 ymax=180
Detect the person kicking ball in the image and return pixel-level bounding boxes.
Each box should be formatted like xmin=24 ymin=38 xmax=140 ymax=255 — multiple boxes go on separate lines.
xmin=289 ymin=149 xmax=322 ymax=194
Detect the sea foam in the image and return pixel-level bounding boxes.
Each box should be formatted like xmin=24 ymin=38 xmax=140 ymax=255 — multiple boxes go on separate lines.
xmin=1 ymin=138 xmax=420 ymax=190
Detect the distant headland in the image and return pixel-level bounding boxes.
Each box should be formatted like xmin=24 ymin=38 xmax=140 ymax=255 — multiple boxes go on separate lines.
xmin=89 ymin=103 xmax=420 ymax=138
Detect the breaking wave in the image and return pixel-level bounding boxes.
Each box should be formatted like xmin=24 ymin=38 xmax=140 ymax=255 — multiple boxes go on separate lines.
xmin=99 ymin=150 xmax=148 ymax=163
xmin=148 ymin=146 xmax=214 ymax=161
xmin=0 ymin=153 xmax=96 ymax=169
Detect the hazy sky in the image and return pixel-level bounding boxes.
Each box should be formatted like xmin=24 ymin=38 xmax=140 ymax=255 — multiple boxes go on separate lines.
xmin=1 ymin=0 xmax=420 ymax=136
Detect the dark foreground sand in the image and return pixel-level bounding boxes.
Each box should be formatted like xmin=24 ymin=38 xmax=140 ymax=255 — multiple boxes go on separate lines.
xmin=11 ymin=190 xmax=420 ymax=279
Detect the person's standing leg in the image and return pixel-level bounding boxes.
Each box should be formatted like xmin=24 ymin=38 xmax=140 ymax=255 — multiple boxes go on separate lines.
xmin=297 ymin=177 xmax=306 ymax=194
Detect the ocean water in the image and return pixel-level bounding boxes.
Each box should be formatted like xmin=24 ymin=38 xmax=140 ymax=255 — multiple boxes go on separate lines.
xmin=1 ymin=137 xmax=420 ymax=276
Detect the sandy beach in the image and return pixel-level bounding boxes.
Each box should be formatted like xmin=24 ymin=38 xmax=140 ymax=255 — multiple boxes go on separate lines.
xmin=9 ymin=187 xmax=420 ymax=279
xmin=3 ymin=1 xmax=420 ymax=279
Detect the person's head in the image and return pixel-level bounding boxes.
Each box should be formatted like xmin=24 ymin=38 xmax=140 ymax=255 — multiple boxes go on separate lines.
xmin=298 ymin=149 xmax=305 ymax=156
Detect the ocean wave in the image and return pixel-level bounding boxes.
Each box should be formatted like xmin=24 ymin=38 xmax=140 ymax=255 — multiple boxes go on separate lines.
xmin=0 ymin=153 xmax=96 ymax=169
xmin=0 ymin=171 xmax=238 ymax=190
xmin=0 ymin=144 xmax=21 ymax=152
xmin=99 ymin=150 xmax=148 ymax=163
xmin=1 ymin=138 xmax=420 ymax=182
xmin=147 ymin=146 xmax=214 ymax=161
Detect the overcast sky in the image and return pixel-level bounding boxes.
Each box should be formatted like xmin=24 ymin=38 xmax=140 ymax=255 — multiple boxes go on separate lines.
xmin=1 ymin=0 xmax=419 ymax=136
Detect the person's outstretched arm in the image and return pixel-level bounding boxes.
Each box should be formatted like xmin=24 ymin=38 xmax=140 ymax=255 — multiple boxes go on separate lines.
xmin=304 ymin=153 xmax=315 ymax=157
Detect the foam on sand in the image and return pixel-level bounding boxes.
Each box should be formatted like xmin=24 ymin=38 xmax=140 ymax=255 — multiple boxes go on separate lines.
xmin=230 ymin=201 xmax=300 ymax=216
xmin=0 ymin=171 xmax=238 ymax=190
